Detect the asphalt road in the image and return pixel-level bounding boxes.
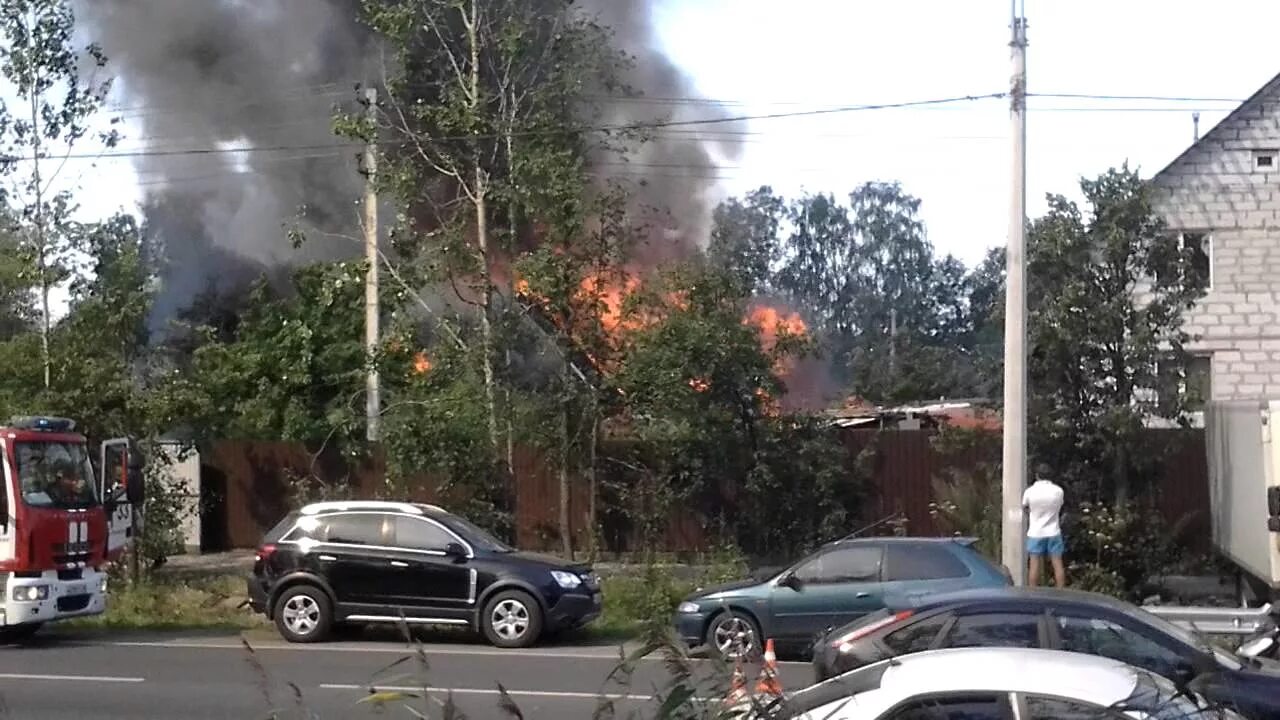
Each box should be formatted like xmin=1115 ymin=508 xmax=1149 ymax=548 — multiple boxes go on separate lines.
xmin=0 ymin=629 xmax=813 ymax=719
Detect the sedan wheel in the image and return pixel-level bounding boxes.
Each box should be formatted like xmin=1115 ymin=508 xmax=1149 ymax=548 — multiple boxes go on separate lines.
xmin=709 ymin=611 xmax=760 ymax=660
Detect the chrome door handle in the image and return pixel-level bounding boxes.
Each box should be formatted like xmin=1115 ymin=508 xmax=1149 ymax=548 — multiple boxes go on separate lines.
xmin=855 ymin=592 xmax=870 ymax=598
xmin=318 ymin=555 xmax=336 ymax=562
xmin=390 ymin=561 xmax=409 ymax=568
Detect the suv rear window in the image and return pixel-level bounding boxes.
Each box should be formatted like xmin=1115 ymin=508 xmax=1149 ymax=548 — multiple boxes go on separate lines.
xmin=263 ymin=512 xmax=300 ymax=544
xmin=884 ymin=544 xmax=970 ymax=581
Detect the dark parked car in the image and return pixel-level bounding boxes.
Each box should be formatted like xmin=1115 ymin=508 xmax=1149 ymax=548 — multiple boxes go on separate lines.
xmin=247 ymin=500 xmax=602 ymax=648
xmin=811 ymin=587 xmax=1280 ymax=720
xmin=674 ymin=536 xmax=1011 ymax=659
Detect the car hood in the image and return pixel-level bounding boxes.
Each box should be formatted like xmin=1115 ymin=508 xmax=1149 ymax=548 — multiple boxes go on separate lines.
xmin=686 ymin=577 xmax=770 ymax=602
xmin=502 ymin=550 xmax=590 ymax=573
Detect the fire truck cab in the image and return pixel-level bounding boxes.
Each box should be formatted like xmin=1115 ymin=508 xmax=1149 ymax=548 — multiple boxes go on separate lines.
xmin=0 ymin=416 xmax=145 ymax=640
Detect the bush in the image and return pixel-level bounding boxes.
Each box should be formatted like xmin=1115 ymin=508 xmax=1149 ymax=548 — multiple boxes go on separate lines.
xmin=929 ymin=427 xmax=1001 ymax=559
xmin=1062 ymin=500 xmax=1198 ymax=601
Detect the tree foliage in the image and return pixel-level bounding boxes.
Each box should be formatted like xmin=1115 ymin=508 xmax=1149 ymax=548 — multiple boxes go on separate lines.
xmin=0 ymin=0 xmax=119 ymax=386
xmin=1027 ymin=166 xmax=1207 ymax=503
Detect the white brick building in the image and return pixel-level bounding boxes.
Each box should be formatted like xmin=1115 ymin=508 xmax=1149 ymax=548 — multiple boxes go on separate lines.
xmin=1151 ymin=72 xmax=1280 ymax=403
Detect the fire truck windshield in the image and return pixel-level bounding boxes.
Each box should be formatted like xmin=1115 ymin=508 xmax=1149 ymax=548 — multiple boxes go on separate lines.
xmin=14 ymin=441 xmax=97 ymax=509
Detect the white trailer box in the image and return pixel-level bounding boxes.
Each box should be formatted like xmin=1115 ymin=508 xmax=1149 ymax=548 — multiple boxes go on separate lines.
xmin=1205 ymin=399 xmax=1280 ymax=598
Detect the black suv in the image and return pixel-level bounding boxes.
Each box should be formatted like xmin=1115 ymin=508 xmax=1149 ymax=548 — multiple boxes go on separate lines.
xmin=247 ymin=501 xmax=602 ymax=647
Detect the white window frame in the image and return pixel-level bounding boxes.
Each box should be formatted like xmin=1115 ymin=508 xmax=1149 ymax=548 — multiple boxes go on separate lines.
xmin=1253 ymin=149 xmax=1278 ymax=172
xmin=1178 ymin=231 xmax=1213 ymax=291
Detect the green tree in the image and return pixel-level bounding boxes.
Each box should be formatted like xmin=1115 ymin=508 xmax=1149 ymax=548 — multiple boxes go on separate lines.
xmin=1027 ymin=166 xmax=1207 ymax=503
xmin=338 ymin=0 xmax=631 ymax=478
xmin=0 ymin=0 xmax=119 ymax=387
xmin=773 ymin=183 xmax=982 ymax=402
xmin=609 ymin=266 xmax=851 ymax=557
xmin=0 ymin=216 xmax=35 ymax=339
xmin=156 ymin=261 xmax=390 ymax=451
xmin=707 ymin=185 xmax=785 ymax=295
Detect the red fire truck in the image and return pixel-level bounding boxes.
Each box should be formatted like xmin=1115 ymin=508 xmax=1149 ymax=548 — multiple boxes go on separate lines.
xmin=0 ymin=416 xmax=144 ymax=641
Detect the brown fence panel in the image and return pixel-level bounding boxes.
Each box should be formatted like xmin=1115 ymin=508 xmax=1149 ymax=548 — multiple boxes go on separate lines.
xmin=204 ymin=428 xmax=1213 ymax=554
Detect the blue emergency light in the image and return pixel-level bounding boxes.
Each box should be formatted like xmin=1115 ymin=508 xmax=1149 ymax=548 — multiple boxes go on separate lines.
xmin=9 ymin=416 xmax=76 ymax=432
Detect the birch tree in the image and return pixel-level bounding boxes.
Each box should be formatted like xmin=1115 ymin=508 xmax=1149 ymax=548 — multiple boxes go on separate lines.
xmin=0 ymin=0 xmax=119 ymax=387
xmin=339 ymin=0 xmax=633 ymax=544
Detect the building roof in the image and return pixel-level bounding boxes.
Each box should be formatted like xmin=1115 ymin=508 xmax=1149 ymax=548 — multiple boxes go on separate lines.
xmin=1150 ymin=71 xmax=1280 ymax=185
xmin=827 ymin=398 xmax=1002 ymax=430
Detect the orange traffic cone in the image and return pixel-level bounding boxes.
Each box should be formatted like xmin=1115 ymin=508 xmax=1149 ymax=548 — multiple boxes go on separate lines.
xmin=723 ymin=658 xmax=751 ymax=711
xmin=754 ymin=638 xmax=783 ymax=698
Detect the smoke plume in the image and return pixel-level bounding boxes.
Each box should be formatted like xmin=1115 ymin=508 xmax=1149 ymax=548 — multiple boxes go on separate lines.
xmin=78 ymin=0 xmax=738 ymax=330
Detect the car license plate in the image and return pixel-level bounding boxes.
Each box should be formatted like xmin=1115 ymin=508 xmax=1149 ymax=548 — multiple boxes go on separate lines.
xmin=67 ymin=584 xmax=85 ymax=595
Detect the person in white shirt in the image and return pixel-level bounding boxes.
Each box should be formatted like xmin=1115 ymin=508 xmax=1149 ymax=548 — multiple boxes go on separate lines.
xmin=1022 ymin=465 xmax=1066 ymax=588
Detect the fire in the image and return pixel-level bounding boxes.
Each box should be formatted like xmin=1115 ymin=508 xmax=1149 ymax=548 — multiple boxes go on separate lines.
xmin=745 ymin=305 xmax=808 ymax=377
xmin=745 ymin=306 xmax=807 ymax=351
xmin=577 ymin=273 xmax=643 ymax=334
xmin=413 ymin=352 xmax=432 ymax=374
xmin=688 ymin=377 xmax=710 ymax=393
xmin=755 ymin=387 xmax=781 ymax=416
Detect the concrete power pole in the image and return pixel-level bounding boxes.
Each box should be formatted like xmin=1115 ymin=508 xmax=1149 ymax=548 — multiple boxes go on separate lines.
xmin=1001 ymin=1 xmax=1029 ymax=586
xmin=364 ymin=87 xmax=381 ymax=442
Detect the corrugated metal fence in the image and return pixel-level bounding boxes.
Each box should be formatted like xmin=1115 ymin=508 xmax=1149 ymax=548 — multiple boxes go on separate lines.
xmin=201 ymin=429 xmax=1211 ymax=553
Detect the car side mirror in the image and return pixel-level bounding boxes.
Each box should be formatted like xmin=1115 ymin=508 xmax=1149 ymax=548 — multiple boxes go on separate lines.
xmin=444 ymin=542 xmax=467 ymax=560
xmin=779 ymin=572 xmax=802 ymax=591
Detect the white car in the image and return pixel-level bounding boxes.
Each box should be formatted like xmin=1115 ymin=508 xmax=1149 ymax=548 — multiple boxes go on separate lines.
xmin=777 ymin=647 xmax=1242 ymax=719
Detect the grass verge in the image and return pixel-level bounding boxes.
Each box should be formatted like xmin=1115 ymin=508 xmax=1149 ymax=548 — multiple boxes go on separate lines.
xmin=64 ymin=573 xmax=266 ymax=632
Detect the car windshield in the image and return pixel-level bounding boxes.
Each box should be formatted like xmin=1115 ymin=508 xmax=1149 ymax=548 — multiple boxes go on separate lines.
xmin=1132 ymin=606 xmax=1245 ymax=671
xmin=14 ymin=441 xmax=97 ymax=509
xmin=1120 ymin=669 xmax=1242 ymax=720
xmin=443 ymin=514 xmax=513 ymax=553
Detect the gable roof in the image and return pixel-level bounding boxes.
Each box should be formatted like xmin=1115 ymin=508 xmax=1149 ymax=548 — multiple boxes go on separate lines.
xmin=1150 ymin=70 xmax=1280 ymax=185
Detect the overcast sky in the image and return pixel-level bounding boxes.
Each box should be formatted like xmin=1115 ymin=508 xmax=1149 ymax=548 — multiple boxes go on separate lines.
xmin=68 ymin=0 xmax=1280 ymax=270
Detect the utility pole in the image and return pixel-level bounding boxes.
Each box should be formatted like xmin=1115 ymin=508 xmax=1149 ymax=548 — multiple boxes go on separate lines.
xmin=1001 ymin=0 xmax=1029 ymax=586
xmin=363 ymin=87 xmax=381 ymax=442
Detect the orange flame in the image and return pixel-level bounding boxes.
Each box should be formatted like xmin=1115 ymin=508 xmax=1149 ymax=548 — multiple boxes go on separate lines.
xmin=413 ymin=352 xmax=432 ymax=374
xmin=744 ymin=306 xmax=807 ymax=351
xmin=744 ymin=305 xmax=807 ymax=377
xmin=577 ymin=273 xmax=644 ymax=334
xmin=755 ymin=387 xmax=781 ymax=416
xmin=688 ymin=377 xmax=710 ymax=393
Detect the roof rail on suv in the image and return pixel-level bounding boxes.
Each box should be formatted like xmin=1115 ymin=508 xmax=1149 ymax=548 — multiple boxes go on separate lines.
xmin=299 ymin=500 xmax=442 ymax=515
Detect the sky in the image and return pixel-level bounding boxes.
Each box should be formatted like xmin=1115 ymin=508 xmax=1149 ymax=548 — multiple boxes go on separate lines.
xmin=64 ymin=0 xmax=1280 ymax=272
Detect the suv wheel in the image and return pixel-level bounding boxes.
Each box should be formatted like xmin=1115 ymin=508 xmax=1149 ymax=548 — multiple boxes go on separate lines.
xmin=481 ymin=590 xmax=543 ymax=648
xmin=274 ymin=585 xmax=332 ymax=643
xmin=707 ymin=610 xmax=760 ymax=660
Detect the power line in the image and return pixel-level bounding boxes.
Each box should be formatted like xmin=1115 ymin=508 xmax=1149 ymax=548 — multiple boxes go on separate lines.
xmin=4 ymin=92 xmax=1007 ymax=163
xmin=1029 ymin=92 xmax=1244 ymax=103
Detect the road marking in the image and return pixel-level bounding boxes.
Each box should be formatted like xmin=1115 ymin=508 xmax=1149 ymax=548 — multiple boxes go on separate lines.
xmin=104 ymin=640 xmax=631 ymax=660
xmin=0 ymin=673 xmax=144 ymax=683
xmin=95 ymin=639 xmax=806 ymax=665
xmin=319 ymin=683 xmax=715 ymax=703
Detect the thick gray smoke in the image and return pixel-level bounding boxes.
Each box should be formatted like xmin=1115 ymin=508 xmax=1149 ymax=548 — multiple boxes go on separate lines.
xmin=79 ymin=0 xmax=738 ymax=331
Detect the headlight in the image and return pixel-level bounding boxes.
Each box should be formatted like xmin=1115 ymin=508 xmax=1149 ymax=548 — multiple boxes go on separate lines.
xmin=99 ymin=576 xmax=109 ymax=594
xmin=13 ymin=585 xmax=48 ymax=602
xmin=550 ymin=571 xmax=583 ymax=589
xmin=677 ymin=601 xmax=701 ymax=614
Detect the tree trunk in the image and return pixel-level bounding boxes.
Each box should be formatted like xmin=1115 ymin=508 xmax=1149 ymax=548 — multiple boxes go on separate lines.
xmin=559 ymin=364 xmax=573 ymax=559
xmin=586 ymin=392 xmax=598 ymax=561
xmin=30 ymin=76 xmax=50 ymax=389
xmin=466 ymin=0 xmax=501 ymax=460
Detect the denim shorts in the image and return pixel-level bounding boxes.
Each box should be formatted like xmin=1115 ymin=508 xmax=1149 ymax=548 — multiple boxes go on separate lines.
xmin=1026 ymin=534 xmax=1065 ymax=556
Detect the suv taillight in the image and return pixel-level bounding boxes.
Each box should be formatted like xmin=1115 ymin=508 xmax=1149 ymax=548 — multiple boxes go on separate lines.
xmin=255 ymin=544 xmax=277 ymax=563
xmin=830 ymin=610 xmax=914 ymax=651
